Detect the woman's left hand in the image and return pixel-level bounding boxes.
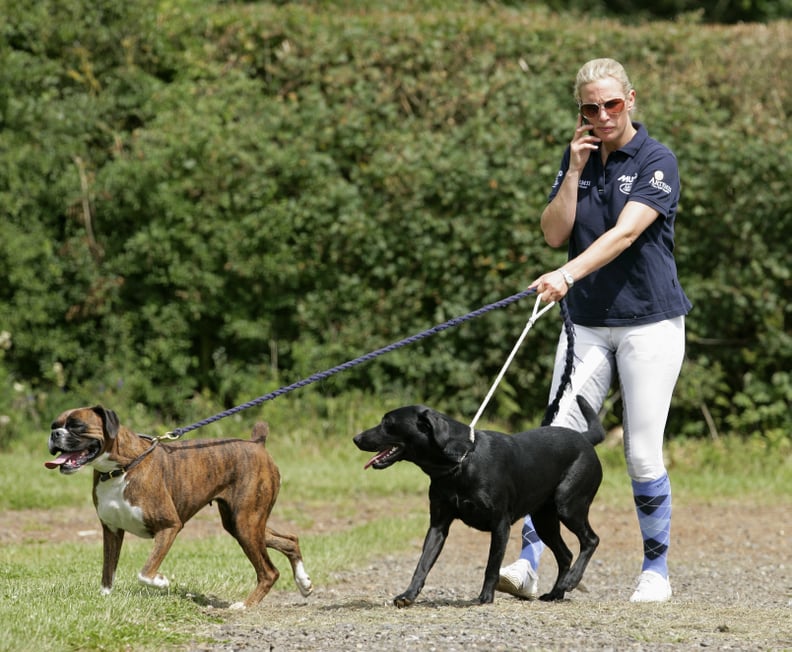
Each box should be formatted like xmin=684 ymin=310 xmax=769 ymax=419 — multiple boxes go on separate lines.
xmin=529 ymin=269 xmax=570 ymax=303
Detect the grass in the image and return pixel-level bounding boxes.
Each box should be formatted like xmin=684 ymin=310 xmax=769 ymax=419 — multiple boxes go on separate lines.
xmin=1 ymin=398 xmax=790 ymax=651
xmin=1 ymin=545 xmax=211 ymax=649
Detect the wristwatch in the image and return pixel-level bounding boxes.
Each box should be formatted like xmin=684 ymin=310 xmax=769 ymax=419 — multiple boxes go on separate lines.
xmin=560 ymin=268 xmax=575 ymax=289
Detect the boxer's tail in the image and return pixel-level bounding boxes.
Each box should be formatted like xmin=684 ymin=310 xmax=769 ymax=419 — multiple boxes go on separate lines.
xmin=251 ymin=421 xmax=270 ymax=444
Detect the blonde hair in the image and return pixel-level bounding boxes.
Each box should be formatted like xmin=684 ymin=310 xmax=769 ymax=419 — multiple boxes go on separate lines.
xmin=574 ymin=58 xmax=633 ymax=103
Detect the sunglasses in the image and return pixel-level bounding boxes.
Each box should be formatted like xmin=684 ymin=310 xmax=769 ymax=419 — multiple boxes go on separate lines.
xmin=578 ymin=98 xmax=626 ymax=119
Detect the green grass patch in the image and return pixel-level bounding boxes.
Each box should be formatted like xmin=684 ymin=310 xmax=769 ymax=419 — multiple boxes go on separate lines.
xmin=0 ymin=446 xmax=94 ymax=512
xmin=665 ymin=433 xmax=792 ymax=502
xmin=0 ymin=493 xmax=430 ymax=651
xmin=0 ymin=541 xmax=216 ymax=651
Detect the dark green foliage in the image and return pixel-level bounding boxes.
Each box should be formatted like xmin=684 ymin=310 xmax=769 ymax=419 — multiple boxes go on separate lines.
xmin=538 ymin=0 xmax=792 ymax=22
xmin=0 ymin=1 xmax=789 ymax=442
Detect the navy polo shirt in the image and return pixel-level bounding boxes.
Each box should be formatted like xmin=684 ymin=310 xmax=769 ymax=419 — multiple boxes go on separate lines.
xmin=547 ymin=123 xmax=692 ymax=327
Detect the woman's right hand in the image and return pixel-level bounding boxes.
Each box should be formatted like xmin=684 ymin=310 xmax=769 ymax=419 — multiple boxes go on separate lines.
xmin=569 ymin=115 xmax=600 ymax=174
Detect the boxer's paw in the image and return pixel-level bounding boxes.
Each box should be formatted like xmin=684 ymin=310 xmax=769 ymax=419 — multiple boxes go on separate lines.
xmin=100 ymin=586 xmax=113 ymax=596
xmin=138 ymin=572 xmax=170 ymax=589
xmin=228 ymin=601 xmax=247 ymax=610
xmin=294 ymin=561 xmax=313 ymax=597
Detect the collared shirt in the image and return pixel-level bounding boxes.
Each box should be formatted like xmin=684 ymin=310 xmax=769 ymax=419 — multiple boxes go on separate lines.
xmin=548 ymin=122 xmax=692 ymax=326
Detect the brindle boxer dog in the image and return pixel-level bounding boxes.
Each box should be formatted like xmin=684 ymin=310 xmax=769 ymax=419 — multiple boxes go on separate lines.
xmin=46 ymin=406 xmax=313 ymax=608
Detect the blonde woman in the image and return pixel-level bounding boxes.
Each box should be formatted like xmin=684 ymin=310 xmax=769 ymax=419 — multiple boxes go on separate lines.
xmin=498 ymin=58 xmax=691 ymax=603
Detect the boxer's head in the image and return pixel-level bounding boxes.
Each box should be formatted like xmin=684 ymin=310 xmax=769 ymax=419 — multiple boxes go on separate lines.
xmin=46 ymin=406 xmax=120 ymax=474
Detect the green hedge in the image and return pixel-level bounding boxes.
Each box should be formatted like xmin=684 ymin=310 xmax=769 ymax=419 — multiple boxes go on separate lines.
xmin=0 ymin=0 xmax=789 ymax=443
xmin=539 ymin=0 xmax=792 ymax=22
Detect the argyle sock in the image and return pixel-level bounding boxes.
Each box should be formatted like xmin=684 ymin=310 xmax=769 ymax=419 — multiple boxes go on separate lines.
xmin=518 ymin=516 xmax=545 ymax=571
xmin=632 ymin=473 xmax=672 ymax=577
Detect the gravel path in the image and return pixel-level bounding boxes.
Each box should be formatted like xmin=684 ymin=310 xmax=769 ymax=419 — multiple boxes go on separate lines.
xmin=188 ymin=502 xmax=791 ymax=651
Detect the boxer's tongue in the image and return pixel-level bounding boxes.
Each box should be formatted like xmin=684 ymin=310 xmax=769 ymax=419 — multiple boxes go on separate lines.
xmin=44 ymin=453 xmax=78 ymax=469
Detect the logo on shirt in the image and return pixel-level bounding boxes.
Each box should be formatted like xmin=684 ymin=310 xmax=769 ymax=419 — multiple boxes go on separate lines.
xmin=650 ymin=170 xmax=673 ymax=194
xmin=618 ymin=173 xmax=637 ymax=195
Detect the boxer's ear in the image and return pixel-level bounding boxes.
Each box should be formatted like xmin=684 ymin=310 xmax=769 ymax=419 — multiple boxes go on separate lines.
xmin=91 ymin=406 xmax=120 ymax=440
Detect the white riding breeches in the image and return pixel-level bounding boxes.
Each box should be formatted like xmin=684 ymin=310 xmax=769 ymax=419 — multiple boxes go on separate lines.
xmin=548 ymin=316 xmax=686 ymax=482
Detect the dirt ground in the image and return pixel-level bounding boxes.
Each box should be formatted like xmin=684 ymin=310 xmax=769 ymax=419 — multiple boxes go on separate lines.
xmin=4 ymin=498 xmax=790 ymax=651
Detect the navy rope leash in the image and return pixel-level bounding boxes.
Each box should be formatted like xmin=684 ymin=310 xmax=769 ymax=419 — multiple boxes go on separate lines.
xmin=542 ymin=298 xmax=575 ymax=426
xmin=166 ymin=287 xmax=564 ymax=439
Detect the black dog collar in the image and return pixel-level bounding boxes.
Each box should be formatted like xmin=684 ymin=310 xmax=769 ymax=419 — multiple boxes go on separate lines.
xmin=97 ymin=436 xmax=160 ymax=482
xmin=98 ymin=468 xmax=125 ymax=482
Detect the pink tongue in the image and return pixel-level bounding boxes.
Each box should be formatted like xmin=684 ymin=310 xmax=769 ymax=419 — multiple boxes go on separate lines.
xmin=44 ymin=454 xmax=71 ymax=469
xmin=363 ymin=449 xmax=391 ymax=469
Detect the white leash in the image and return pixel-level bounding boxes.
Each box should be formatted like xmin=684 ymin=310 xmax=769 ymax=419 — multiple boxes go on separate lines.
xmin=468 ymin=295 xmax=556 ymax=441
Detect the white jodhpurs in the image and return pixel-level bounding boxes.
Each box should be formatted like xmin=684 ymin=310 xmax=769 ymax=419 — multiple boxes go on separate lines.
xmin=548 ymin=316 xmax=686 ymax=482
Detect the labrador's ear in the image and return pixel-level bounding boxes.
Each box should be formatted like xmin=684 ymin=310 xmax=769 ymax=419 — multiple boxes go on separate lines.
xmin=419 ymin=407 xmax=473 ymax=463
xmin=91 ymin=405 xmax=120 ymax=440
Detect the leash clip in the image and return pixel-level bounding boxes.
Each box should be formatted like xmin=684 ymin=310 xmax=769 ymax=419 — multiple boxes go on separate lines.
xmin=528 ymin=293 xmax=556 ymax=326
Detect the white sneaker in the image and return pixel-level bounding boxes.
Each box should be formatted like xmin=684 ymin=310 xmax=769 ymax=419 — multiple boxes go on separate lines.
xmin=630 ymin=570 xmax=672 ymax=603
xmin=496 ymin=558 xmax=539 ymax=600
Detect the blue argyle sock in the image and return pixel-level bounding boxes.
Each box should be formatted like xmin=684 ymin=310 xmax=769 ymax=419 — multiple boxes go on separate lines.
xmin=518 ymin=516 xmax=545 ymax=571
xmin=632 ymin=473 xmax=672 ymax=577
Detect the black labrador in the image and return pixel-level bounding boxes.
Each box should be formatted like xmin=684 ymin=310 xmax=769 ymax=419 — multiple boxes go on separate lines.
xmin=353 ymin=395 xmax=604 ymax=606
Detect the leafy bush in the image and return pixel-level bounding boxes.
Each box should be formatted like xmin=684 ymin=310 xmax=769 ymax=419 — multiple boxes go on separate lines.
xmin=539 ymin=0 xmax=792 ymax=23
xmin=0 ymin=1 xmax=789 ymax=441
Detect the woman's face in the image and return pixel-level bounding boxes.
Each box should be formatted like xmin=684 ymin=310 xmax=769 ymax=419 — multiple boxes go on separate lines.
xmin=579 ymin=78 xmax=636 ymax=150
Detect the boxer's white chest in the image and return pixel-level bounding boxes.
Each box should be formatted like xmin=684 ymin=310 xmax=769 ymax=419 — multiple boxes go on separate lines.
xmin=95 ymin=476 xmax=152 ymax=539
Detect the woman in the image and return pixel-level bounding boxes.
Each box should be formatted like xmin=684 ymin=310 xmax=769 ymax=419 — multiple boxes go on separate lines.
xmin=497 ymin=58 xmax=691 ymax=603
